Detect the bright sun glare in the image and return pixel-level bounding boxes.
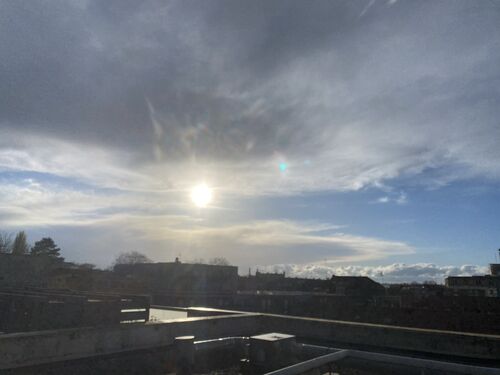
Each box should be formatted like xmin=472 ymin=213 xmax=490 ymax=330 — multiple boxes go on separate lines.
xmin=190 ymin=183 xmax=213 ymax=208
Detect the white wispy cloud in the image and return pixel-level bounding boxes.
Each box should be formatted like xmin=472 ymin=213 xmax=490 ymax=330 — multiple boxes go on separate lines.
xmin=0 ymin=131 xmax=153 ymax=192
xmin=114 ymin=218 xmax=414 ymax=267
xmin=359 ymin=0 xmax=376 ymax=18
xmin=395 ymin=192 xmax=407 ymax=205
xmin=0 ymin=175 xmax=413 ymax=267
xmin=375 ymin=191 xmax=407 ymax=205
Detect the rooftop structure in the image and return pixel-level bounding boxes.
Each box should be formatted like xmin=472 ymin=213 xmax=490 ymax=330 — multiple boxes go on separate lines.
xmin=1 ymin=306 xmax=499 ymax=374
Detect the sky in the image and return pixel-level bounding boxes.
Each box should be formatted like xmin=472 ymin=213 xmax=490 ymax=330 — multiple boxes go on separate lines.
xmin=1 ymin=0 xmax=500 ymax=282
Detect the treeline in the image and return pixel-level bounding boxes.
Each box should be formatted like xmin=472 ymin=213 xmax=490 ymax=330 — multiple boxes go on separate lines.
xmin=1 ymin=231 xmax=231 ymax=269
xmin=0 ymin=231 xmax=63 ymax=260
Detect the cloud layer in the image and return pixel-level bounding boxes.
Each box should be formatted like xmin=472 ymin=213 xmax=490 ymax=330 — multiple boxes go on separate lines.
xmin=1 ymin=1 xmax=500 ymax=196
xmin=135 ymin=219 xmax=414 ymax=267
xmin=1 ymin=1 xmax=499 ymax=271
xmin=257 ymin=263 xmax=489 ymax=283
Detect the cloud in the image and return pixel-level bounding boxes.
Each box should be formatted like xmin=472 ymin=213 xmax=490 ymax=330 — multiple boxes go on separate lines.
xmin=375 ymin=191 xmax=407 ymax=205
xmin=0 ymin=173 xmax=413 ymax=267
xmin=257 ymin=263 xmax=489 ymax=283
xmin=0 ymin=178 xmax=133 ymax=227
xmin=1 ymin=1 xmax=499 ymax=268
xmin=0 ymin=1 xmax=499 ymax=198
xmin=0 ymin=131 xmax=153 ymax=191
xmin=395 ymin=192 xmax=407 ymax=205
xmin=359 ymin=0 xmax=376 ymax=18
xmin=113 ymin=218 xmax=414 ymax=267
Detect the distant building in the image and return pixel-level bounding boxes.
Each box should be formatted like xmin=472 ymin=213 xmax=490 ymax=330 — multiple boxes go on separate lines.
xmin=329 ymin=275 xmax=385 ymax=297
xmin=238 ymin=271 xmax=385 ymax=298
xmin=445 ymin=263 xmax=500 ymax=297
xmin=446 ymin=275 xmax=500 ymax=297
xmin=0 ymin=253 xmax=67 ymax=288
xmin=444 ymin=250 xmax=500 ymax=298
xmin=239 ymin=271 xmax=328 ymax=292
xmin=113 ymin=261 xmax=238 ymax=294
xmin=47 ymin=266 xmax=144 ymax=292
xmin=490 ymin=262 xmax=500 ymax=276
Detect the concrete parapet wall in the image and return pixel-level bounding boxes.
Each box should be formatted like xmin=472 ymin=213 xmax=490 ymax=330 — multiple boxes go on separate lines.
xmin=1 ymin=310 xmax=499 ymax=371
xmin=261 ymin=314 xmax=500 ymax=361
xmin=0 ymin=289 xmax=151 ymax=333
xmin=0 ymin=313 xmax=261 ymax=370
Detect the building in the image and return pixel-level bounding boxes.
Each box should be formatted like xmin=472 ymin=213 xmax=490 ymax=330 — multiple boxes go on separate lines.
xmin=491 ymin=262 xmax=500 ymax=276
xmin=238 ymin=271 xmax=328 ymax=292
xmin=445 ymin=275 xmax=500 ymax=297
xmin=238 ymin=272 xmax=386 ymax=297
xmin=113 ymin=261 xmax=238 ymax=294
xmin=329 ymin=275 xmax=385 ymax=297
xmin=0 ymin=253 xmax=67 ymax=288
xmin=445 ymin=262 xmax=500 ymax=298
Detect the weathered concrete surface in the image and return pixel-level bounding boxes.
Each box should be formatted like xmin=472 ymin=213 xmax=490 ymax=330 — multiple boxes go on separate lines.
xmin=0 ymin=313 xmax=262 ymax=370
xmin=183 ymin=306 xmax=500 ymax=362
xmin=0 ymin=289 xmax=150 ymax=333
xmin=1 ymin=309 xmax=499 ymax=372
xmin=260 ymin=313 xmax=500 ymax=361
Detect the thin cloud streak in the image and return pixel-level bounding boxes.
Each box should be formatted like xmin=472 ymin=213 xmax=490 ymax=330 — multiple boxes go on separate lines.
xmin=117 ymin=218 xmax=414 ymax=267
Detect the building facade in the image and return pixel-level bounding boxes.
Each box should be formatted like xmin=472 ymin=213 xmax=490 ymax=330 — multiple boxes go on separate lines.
xmin=445 ymin=275 xmax=500 ymax=297
xmin=114 ymin=261 xmax=238 ymax=294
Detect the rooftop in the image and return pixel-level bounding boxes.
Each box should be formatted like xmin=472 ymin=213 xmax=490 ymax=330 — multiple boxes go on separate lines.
xmin=2 ymin=306 xmax=499 ymax=374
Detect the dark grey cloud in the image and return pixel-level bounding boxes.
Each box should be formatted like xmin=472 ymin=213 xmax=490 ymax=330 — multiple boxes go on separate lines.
xmin=1 ymin=0 xmax=500 ymax=191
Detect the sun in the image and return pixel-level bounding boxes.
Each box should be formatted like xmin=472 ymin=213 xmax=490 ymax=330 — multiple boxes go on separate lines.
xmin=190 ymin=183 xmax=213 ymax=208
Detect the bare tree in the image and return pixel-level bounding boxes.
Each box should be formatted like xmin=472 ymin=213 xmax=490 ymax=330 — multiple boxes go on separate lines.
xmin=113 ymin=251 xmax=153 ymax=266
xmin=0 ymin=231 xmax=13 ymax=253
xmin=12 ymin=231 xmax=29 ymax=255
